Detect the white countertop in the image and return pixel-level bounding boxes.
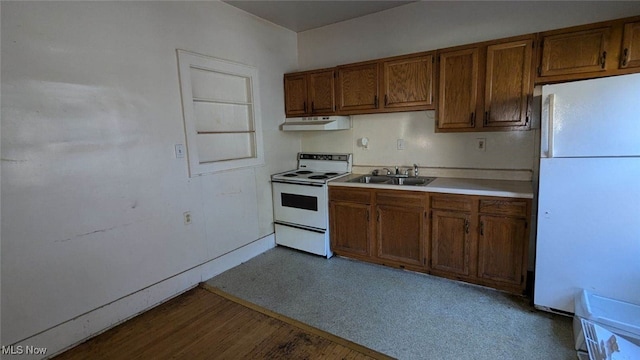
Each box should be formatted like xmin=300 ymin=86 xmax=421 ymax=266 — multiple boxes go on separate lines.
xmin=329 ymin=174 xmax=534 ymax=199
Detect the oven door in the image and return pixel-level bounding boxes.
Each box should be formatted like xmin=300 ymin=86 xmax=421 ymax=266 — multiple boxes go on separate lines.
xmin=272 ymin=180 xmax=327 ymax=230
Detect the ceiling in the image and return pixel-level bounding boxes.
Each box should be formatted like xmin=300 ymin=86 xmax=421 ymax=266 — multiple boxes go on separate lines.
xmin=223 ymin=1 xmax=416 ymax=32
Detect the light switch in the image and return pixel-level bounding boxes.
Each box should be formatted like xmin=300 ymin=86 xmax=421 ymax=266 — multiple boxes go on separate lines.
xmin=175 ymin=144 xmax=185 ymax=158
xmin=397 ymin=139 xmax=405 ymax=150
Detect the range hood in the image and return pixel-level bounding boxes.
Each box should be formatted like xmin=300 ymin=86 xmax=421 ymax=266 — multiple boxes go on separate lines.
xmin=282 ymin=116 xmax=351 ymax=131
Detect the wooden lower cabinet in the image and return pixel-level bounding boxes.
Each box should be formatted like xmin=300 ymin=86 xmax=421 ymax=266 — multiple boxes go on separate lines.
xmin=477 ymin=215 xmax=527 ymax=286
xmin=330 ymin=201 xmax=371 ymax=256
xmin=328 ymin=187 xmax=530 ymax=295
xmin=476 ymin=198 xmax=529 ymax=292
xmin=329 ymin=188 xmax=373 ymax=258
xmin=429 ymin=194 xmax=530 ymax=293
xmin=375 ymin=191 xmax=427 ymax=267
xmin=430 ymin=210 xmax=471 ymax=276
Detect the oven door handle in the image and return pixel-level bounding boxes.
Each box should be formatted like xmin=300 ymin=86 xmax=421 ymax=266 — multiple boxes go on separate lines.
xmin=271 ymin=180 xmax=324 ymax=187
xmin=275 ymin=221 xmax=326 ymax=234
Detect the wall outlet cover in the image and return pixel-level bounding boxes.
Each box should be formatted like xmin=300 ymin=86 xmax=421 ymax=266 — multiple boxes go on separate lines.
xmin=476 ymin=138 xmax=486 ymax=152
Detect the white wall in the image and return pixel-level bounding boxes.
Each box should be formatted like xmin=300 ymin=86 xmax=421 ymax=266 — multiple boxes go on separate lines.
xmin=298 ymin=1 xmax=640 ymax=175
xmin=298 ymin=1 xmax=640 ymax=70
xmin=1 ymin=0 xmax=298 ymax=352
xmin=302 ymin=111 xmax=535 ymax=175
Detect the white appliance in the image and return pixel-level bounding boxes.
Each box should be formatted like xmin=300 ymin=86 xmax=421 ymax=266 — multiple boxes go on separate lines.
xmin=271 ymin=153 xmax=352 ymax=257
xmin=281 ymin=116 xmax=351 ymax=131
xmin=534 ymin=73 xmax=640 ymax=315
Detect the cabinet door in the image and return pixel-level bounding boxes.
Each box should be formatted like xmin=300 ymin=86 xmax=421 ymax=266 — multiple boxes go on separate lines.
xmin=284 ymin=74 xmax=308 ymax=117
xmin=330 ymin=201 xmax=371 ymax=256
xmin=621 ymin=21 xmax=640 ymax=69
xmin=337 ymin=63 xmax=379 ymax=113
xmin=484 ymin=39 xmax=533 ymax=129
xmin=540 ymin=27 xmax=610 ymax=77
xmin=382 ymin=54 xmax=434 ymax=110
xmin=436 ymin=47 xmax=479 ymax=130
xmin=309 ymin=70 xmax=336 ymax=114
xmin=477 ymin=215 xmax=526 ymax=285
xmin=376 ymin=204 xmax=424 ymax=266
xmin=430 ymin=210 xmax=470 ymax=276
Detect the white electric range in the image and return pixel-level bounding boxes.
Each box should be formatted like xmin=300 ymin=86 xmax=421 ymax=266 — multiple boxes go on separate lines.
xmin=271 ymin=153 xmax=352 ymax=257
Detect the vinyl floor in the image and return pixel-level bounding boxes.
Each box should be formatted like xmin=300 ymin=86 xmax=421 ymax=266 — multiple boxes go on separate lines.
xmin=207 ymin=247 xmax=576 ymax=360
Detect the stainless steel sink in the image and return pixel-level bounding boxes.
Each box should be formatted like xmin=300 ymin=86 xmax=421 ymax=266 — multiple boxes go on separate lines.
xmin=350 ymin=175 xmax=393 ymax=184
xmin=348 ymin=175 xmax=435 ymax=186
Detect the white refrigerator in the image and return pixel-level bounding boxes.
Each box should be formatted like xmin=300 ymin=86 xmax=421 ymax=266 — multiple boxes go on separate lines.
xmin=534 ymin=73 xmax=640 ymax=314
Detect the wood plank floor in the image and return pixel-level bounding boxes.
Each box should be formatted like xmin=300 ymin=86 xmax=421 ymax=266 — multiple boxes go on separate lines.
xmin=54 ymin=284 xmax=393 ymax=360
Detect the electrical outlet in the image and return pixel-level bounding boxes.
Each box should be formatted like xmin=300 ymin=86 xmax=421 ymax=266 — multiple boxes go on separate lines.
xmin=183 ymin=211 xmax=192 ymax=225
xmin=397 ymin=139 xmax=405 ymax=150
xmin=175 ymin=144 xmax=185 ymax=158
xmin=476 ymin=138 xmax=486 ymax=152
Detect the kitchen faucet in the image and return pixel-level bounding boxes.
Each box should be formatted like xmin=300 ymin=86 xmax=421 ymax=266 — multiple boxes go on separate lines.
xmin=376 ymin=166 xmax=415 ymax=177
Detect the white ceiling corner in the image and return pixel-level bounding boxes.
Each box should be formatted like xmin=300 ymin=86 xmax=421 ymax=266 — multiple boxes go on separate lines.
xmin=223 ymin=1 xmax=416 ymax=32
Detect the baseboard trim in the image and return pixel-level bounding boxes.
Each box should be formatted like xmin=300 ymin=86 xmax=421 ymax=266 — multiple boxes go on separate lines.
xmin=5 ymin=234 xmax=275 ymax=360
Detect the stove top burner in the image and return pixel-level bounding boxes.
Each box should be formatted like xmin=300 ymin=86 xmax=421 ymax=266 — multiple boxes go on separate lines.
xmin=296 ymin=170 xmax=313 ymax=174
xmin=324 ymin=172 xmax=339 ymax=176
xmin=309 ymin=175 xmax=329 ymax=180
xmin=283 ymin=173 xmax=298 ymax=177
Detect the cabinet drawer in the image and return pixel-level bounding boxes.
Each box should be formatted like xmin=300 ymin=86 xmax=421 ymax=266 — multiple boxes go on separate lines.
xmin=431 ymin=195 xmax=472 ymax=212
xmin=329 ymin=188 xmax=372 ymax=204
xmin=376 ymin=190 xmax=425 ymax=207
xmin=479 ymin=199 xmax=528 ymax=217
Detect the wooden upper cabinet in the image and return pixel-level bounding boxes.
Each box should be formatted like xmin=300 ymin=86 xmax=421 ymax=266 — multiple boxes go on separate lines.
xmin=382 ymin=54 xmax=434 ymax=110
xmin=284 ymin=69 xmax=336 ymax=117
xmin=621 ymin=21 xmax=640 ymax=69
xmin=286 ymin=16 xmax=640 ymax=121
xmin=308 ymin=70 xmax=336 ymax=114
xmin=437 ymin=36 xmax=534 ymax=132
xmin=284 ymin=74 xmax=308 ymax=117
xmin=484 ymin=39 xmax=533 ymax=129
xmin=337 ymin=62 xmax=379 ymax=113
xmin=436 ymin=47 xmax=479 ymax=130
xmin=539 ymin=27 xmax=611 ymax=77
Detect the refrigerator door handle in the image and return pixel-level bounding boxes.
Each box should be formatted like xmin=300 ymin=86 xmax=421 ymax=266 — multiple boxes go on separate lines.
xmin=547 ymin=94 xmax=555 ymax=158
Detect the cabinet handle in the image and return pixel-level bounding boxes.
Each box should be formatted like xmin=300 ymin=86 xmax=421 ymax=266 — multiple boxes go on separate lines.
xmin=600 ymin=51 xmax=607 ymax=69
xmin=470 ymin=112 xmax=475 ymax=127
xmin=374 ymin=95 xmax=379 ymax=108
xmin=464 ymin=219 xmax=469 ymax=234
xmin=376 ymin=210 xmax=380 ymax=222
xmin=303 ymin=101 xmax=307 ymax=113
xmin=480 ymin=221 xmax=484 ymax=236
xmin=366 ymin=209 xmax=369 ymax=222
xmin=311 ymin=101 xmax=315 ymax=113
xmin=622 ymin=48 xmax=629 ymax=67
xmin=384 ymin=94 xmax=388 ymax=106
xmin=484 ymin=111 xmax=489 ymax=126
